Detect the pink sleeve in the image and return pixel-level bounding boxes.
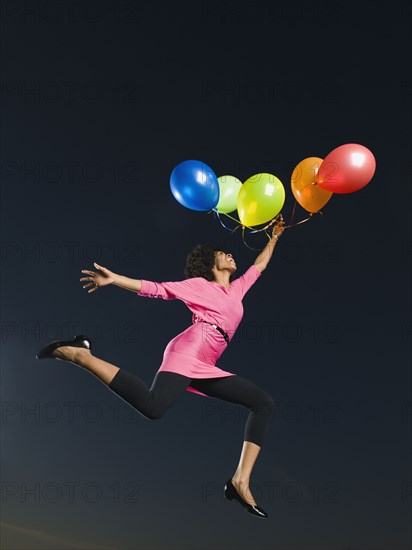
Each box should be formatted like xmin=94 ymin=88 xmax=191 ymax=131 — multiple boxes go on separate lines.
xmin=137 ymin=278 xmax=196 ymax=301
xmin=231 ymin=264 xmax=262 ymax=300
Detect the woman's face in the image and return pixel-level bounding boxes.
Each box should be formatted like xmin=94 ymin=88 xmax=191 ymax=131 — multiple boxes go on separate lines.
xmin=214 ymin=250 xmax=237 ymax=271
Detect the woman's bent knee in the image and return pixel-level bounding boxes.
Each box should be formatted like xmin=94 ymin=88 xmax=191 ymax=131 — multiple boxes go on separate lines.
xmin=256 ymin=392 xmax=275 ymax=418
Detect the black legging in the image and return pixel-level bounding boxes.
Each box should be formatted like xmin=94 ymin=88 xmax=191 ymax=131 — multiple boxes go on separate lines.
xmin=108 ymin=369 xmax=274 ymax=447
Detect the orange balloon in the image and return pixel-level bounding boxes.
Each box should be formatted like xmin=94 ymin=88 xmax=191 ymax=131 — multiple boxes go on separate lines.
xmin=291 ymin=157 xmax=333 ymax=213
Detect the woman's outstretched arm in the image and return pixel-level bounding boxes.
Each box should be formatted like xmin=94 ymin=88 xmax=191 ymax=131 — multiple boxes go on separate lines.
xmin=80 ymin=262 xmax=141 ymax=294
xmin=112 ymin=273 xmax=142 ymax=293
xmin=80 ymin=262 xmax=194 ymax=300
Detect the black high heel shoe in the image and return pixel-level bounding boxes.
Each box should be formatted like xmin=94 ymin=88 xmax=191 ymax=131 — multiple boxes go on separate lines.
xmin=36 ymin=334 xmax=92 ymax=359
xmin=224 ymin=478 xmax=268 ymax=518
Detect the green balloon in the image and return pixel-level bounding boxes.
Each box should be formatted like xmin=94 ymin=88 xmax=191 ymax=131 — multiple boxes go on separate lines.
xmin=216 ymin=175 xmax=243 ymax=213
xmin=237 ymin=173 xmax=285 ymax=226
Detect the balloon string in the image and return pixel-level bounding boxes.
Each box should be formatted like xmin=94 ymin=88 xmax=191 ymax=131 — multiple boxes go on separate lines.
xmin=213 ymin=207 xmax=321 ymax=231
xmin=208 ymin=206 xmax=323 ymax=250
xmin=213 ymin=209 xmax=280 ymax=234
xmin=286 ymin=198 xmax=325 ymax=226
xmin=241 ymin=225 xmax=270 ymax=250
xmin=212 ymin=209 xmax=264 ymax=251
xmin=288 ymin=198 xmax=298 ymax=225
xmin=211 ymin=208 xmax=241 ymax=234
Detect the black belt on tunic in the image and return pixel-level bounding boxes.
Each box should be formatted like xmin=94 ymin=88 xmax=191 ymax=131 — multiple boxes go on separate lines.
xmin=197 ymin=320 xmax=229 ymax=344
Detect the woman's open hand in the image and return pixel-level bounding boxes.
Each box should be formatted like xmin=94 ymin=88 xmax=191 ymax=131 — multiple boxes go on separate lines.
xmin=80 ymin=262 xmax=115 ymax=293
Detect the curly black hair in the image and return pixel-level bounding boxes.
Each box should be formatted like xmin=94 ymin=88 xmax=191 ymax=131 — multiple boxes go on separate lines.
xmin=184 ymin=243 xmax=227 ymax=281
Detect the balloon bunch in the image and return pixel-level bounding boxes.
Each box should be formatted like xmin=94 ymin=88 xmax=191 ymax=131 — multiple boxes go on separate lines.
xmin=170 ymin=143 xmax=376 ymax=248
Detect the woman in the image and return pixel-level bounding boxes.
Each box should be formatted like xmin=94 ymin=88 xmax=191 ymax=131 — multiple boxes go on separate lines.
xmin=36 ymin=219 xmax=285 ymax=518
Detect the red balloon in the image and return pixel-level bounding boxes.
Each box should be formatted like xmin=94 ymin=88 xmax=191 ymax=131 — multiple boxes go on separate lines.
xmin=315 ymin=143 xmax=376 ymax=194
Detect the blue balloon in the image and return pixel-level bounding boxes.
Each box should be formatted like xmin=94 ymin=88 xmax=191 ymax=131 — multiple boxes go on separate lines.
xmin=170 ymin=160 xmax=219 ymax=211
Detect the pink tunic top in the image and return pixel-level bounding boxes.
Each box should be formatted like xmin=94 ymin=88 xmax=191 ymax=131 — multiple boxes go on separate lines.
xmin=137 ymin=264 xmax=262 ymax=397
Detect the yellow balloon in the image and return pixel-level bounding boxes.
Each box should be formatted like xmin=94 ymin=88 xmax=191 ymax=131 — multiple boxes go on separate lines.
xmin=216 ymin=175 xmax=243 ymax=213
xmin=291 ymin=157 xmax=333 ymax=213
xmin=237 ymin=173 xmax=285 ymax=227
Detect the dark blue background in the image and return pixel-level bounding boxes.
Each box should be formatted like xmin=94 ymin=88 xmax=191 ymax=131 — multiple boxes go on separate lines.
xmin=1 ymin=1 xmax=411 ymax=549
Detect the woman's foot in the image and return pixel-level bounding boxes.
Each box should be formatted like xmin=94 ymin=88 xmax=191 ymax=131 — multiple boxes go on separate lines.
xmin=230 ymin=478 xmax=257 ymax=506
xmin=52 ymin=346 xmax=91 ymax=364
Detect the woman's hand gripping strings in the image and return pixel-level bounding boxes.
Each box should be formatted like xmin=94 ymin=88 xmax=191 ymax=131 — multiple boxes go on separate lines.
xmin=271 ymin=215 xmax=286 ymax=239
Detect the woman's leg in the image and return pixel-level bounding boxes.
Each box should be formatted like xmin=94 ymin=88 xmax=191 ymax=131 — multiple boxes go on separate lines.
xmin=108 ymin=369 xmax=192 ymax=420
xmin=189 ymin=375 xmax=274 ymax=505
xmin=51 ymin=346 xmax=120 ymax=384
xmin=51 ymin=347 xmax=192 ymax=420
